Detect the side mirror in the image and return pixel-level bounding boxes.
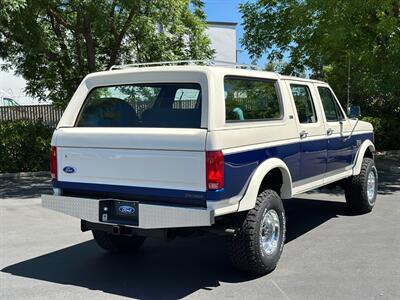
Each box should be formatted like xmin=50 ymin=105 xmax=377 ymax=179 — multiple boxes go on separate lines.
xmin=348 ymin=105 xmax=361 ymax=119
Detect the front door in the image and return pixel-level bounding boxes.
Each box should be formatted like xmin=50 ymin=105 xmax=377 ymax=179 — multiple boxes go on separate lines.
xmin=316 ymin=86 xmax=353 ymax=174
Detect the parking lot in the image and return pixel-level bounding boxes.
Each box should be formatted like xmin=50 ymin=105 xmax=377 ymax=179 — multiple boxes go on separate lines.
xmin=1 ymin=157 xmax=399 ymax=300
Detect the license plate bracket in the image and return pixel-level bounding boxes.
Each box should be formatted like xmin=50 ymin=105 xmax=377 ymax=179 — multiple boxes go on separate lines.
xmin=99 ymin=199 xmax=139 ymax=226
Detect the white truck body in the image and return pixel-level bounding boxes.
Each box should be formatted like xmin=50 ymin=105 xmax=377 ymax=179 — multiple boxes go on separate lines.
xmin=42 ymin=65 xmax=375 ymax=228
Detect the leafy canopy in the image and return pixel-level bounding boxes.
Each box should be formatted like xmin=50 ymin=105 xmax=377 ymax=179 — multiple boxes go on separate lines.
xmin=0 ymin=0 xmax=213 ymax=107
xmin=240 ymin=0 xmax=400 ymax=149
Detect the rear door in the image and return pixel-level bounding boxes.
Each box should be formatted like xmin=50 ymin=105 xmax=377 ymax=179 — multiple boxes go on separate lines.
xmin=316 ymin=85 xmax=353 ymax=174
xmin=287 ymin=81 xmax=327 ymax=182
xmin=54 ymin=81 xmax=207 ymax=206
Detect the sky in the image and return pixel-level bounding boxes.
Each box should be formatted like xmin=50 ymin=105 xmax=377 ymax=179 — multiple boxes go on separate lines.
xmin=0 ymin=63 xmax=35 ymax=104
xmin=203 ymin=0 xmax=256 ymax=65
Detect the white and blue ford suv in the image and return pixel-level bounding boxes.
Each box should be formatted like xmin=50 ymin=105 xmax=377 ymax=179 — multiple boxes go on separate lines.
xmin=42 ymin=62 xmax=378 ymax=274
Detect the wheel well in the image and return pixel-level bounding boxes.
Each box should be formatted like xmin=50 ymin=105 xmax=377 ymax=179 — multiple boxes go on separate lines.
xmin=259 ymin=168 xmax=283 ymax=196
xmin=364 ymin=147 xmax=374 ymax=159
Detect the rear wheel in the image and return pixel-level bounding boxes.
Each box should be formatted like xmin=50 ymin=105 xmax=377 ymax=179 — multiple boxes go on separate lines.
xmin=345 ymin=157 xmax=378 ymax=214
xmin=92 ymin=230 xmax=146 ymax=253
xmin=228 ymin=190 xmax=286 ymax=275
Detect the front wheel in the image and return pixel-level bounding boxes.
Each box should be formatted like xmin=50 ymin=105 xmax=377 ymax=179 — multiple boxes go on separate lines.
xmin=345 ymin=157 xmax=378 ymax=214
xmin=92 ymin=230 xmax=146 ymax=253
xmin=228 ymin=189 xmax=286 ymax=275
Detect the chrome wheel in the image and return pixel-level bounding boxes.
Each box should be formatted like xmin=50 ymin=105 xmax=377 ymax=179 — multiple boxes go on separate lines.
xmin=260 ymin=209 xmax=280 ymax=255
xmin=367 ymin=168 xmax=377 ymax=204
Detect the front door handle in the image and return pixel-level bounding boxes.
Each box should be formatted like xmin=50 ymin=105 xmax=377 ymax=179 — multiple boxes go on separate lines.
xmin=299 ymin=130 xmax=308 ymax=139
xmin=327 ymin=128 xmax=334 ymax=135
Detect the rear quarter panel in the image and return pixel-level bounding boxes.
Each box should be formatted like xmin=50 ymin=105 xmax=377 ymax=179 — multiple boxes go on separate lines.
xmin=206 ymin=73 xmax=300 ymax=202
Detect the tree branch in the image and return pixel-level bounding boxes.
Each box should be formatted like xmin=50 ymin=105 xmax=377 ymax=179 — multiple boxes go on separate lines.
xmin=47 ymin=8 xmax=75 ymax=31
xmin=74 ymin=11 xmax=84 ymax=73
xmin=107 ymin=8 xmax=136 ymax=68
xmin=109 ymin=0 xmax=117 ymax=37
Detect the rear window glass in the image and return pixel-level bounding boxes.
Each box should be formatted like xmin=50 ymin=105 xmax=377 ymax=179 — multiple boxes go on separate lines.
xmin=76 ymin=83 xmax=201 ymax=128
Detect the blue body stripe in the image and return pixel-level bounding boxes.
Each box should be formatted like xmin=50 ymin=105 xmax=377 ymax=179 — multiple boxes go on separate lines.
xmin=53 ymin=180 xmax=207 ymax=206
xmin=207 ymin=132 xmax=373 ymax=201
xmin=54 ymin=132 xmax=373 ymax=204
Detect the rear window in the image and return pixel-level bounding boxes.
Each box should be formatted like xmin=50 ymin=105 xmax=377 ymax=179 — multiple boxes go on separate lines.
xmin=76 ymin=83 xmax=202 ymax=128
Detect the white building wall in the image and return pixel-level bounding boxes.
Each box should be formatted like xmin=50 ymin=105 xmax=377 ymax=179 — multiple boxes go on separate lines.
xmin=206 ymin=22 xmax=237 ymax=63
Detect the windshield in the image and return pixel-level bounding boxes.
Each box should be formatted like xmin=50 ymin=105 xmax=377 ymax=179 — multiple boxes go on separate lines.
xmin=76 ymin=83 xmax=202 ymax=128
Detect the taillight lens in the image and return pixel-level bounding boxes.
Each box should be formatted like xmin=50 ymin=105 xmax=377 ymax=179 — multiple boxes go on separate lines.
xmin=206 ymin=150 xmax=224 ymax=191
xmin=50 ymin=146 xmax=57 ymax=180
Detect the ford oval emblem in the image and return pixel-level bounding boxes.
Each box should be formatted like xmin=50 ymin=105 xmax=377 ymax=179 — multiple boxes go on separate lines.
xmin=119 ymin=205 xmax=135 ymax=215
xmin=63 ymin=166 xmax=76 ymax=174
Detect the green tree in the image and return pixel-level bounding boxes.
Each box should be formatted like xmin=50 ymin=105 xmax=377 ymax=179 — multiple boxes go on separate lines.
xmin=0 ymin=0 xmax=213 ymax=107
xmin=240 ymin=0 xmax=400 ymax=149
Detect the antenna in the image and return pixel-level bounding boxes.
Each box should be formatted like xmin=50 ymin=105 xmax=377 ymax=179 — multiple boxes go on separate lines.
xmin=347 ymin=53 xmax=351 ymax=111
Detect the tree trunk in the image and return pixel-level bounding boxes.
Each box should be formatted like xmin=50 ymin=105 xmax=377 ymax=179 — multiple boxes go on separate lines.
xmin=74 ymin=11 xmax=84 ymax=74
xmin=82 ymin=14 xmax=96 ymax=72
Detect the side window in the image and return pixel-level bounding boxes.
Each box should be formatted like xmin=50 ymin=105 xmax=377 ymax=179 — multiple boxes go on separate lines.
xmin=318 ymin=87 xmax=345 ymax=122
xmin=290 ymin=84 xmax=317 ymax=124
xmin=224 ymin=77 xmax=281 ymax=122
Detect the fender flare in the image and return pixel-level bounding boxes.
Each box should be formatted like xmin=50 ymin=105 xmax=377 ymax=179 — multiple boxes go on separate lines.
xmin=352 ymin=139 xmax=375 ymax=176
xmin=238 ymin=158 xmax=293 ymax=212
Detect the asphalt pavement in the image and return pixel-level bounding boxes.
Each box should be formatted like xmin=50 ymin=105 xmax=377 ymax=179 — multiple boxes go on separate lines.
xmin=1 ymin=157 xmax=399 ymax=300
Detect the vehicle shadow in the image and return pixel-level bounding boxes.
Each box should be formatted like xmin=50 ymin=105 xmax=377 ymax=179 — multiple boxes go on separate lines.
xmin=2 ymin=197 xmax=353 ymax=299
xmin=0 ymin=175 xmax=52 ymax=199
xmin=376 ymin=158 xmax=400 ymax=195
xmin=283 ymin=197 xmax=354 ymax=243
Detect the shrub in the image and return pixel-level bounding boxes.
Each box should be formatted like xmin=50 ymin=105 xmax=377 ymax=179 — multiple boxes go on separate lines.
xmin=362 ymin=116 xmax=400 ymax=151
xmin=0 ymin=120 xmax=53 ymax=173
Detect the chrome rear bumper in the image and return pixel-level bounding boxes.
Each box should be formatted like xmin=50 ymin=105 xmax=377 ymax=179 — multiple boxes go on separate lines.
xmin=41 ymin=195 xmax=214 ymax=229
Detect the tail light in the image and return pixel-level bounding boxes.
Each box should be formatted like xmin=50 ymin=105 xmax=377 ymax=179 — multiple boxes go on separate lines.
xmin=206 ymin=150 xmax=224 ymax=190
xmin=50 ymin=146 xmax=57 ymax=180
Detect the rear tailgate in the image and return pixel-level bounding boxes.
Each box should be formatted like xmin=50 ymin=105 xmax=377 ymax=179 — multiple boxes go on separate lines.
xmin=53 ymin=128 xmax=207 ymax=205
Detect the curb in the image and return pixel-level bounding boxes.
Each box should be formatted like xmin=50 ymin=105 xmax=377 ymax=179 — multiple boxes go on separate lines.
xmin=0 ymin=171 xmax=50 ymax=179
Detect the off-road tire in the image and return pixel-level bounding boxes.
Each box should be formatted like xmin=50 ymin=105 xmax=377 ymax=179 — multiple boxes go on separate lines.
xmin=228 ymin=190 xmax=286 ymax=275
xmin=345 ymin=157 xmax=378 ymax=214
xmin=92 ymin=230 xmax=146 ymax=253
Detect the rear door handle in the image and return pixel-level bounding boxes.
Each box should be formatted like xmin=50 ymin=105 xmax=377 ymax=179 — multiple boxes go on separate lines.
xmin=327 ymin=128 xmax=334 ymax=135
xmin=299 ymin=130 xmax=308 ymax=139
